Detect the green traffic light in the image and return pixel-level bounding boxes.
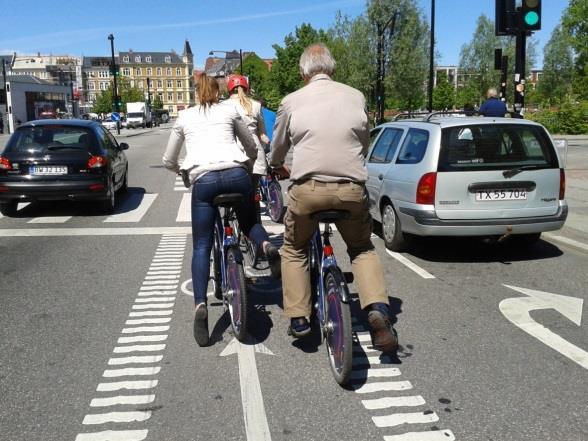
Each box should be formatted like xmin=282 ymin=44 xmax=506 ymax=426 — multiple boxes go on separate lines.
xmin=524 ymin=11 xmax=539 ymax=26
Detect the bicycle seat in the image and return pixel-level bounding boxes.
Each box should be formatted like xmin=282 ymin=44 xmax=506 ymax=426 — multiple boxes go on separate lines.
xmin=212 ymin=193 xmax=244 ymax=207
xmin=310 ymin=210 xmax=350 ymax=223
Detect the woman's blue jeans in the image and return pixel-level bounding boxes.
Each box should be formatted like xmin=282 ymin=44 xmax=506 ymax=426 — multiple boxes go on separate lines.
xmin=191 ymin=167 xmax=269 ymax=305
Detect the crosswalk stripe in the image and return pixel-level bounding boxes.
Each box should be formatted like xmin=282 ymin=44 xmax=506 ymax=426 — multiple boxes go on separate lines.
xmin=350 ymin=367 xmax=401 ymax=379
xmin=352 ymin=380 xmax=413 ymax=393
xmin=104 ymin=193 xmax=158 ymax=223
xmin=372 ymin=411 xmax=439 ymax=428
xmin=82 ymin=411 xmax=151 ymax=425
xmin=383 ymin=430 xmax=455 ymax=441
xmin=28 ymin=216 xmax=73 ymax=224
xmin=176 ymin=193 xmax=191 ymax=222
xmin=361 ymin=395 xmax=426 ymax=410
xmin=96 ymin=380 xmax=158 ymax=392
xmin=75 ymin=429 xmax=148 ymax=441
xmin=90 ymin=395 xmax=155 ymax=407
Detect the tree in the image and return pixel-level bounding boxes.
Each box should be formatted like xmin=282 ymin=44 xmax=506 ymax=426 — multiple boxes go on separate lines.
xmin=152 ymin=96 xmax=163 ymax=110
xmin=433 ymin=71 xmax=455 ymax=110
xmin=92 ymin=88 xmax=113 ymax=114
xmin=562 ymin=0 xmax=588 ymax=99
xmin=236 ymin=53 xmax=271 ymax=101
xmin=537 ymin=25 xmax=575 ymax=105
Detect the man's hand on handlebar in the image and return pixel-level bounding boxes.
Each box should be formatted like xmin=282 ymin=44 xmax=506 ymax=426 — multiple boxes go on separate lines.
xmin=271 ymin=165 xmax=291 ymax=180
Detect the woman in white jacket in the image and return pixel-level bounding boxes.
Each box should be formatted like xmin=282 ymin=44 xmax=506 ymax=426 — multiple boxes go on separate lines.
xmin=162 ymin=74 xmax=280 ymax=347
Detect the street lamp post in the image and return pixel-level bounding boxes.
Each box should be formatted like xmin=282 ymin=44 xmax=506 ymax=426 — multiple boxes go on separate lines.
xmin=146 ymin=77 xmax=151 ymax=105
xmin=2 ymin=58 xmax=9 ymax=134
xmin=108 ymin=33 xmax=120 ymax=134
xmin=209 ymin=49 xmax=244 ymax=75
xmin=375 ymin=12 xmax=398 ymax=125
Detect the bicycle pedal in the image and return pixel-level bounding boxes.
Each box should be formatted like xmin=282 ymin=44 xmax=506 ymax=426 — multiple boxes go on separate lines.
xmin=343 ymin=272 xmax=354 ymax=283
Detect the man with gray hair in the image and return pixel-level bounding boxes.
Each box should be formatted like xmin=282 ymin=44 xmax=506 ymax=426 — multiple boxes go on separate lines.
xmin=269 ymin=43 xmax=398 ymax=353
xmin=479 ymin=87 xmax=507 ymax=117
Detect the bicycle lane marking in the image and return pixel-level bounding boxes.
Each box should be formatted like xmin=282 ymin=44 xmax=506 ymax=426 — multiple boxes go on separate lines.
xmin=74 ymin=233 xmax=187 ymax=441
xmin=351 ymin=319 xmax=456 ymax=441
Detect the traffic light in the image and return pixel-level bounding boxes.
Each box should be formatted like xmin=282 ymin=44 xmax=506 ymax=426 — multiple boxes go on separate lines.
xmin=520 ymin=0 xmax=541 ymax=31
xmin=110 ymin=64 xmax=120 ymax=78
xmin=495 ymin=0 xmax=516 ymax=36
xmin=114 ymin=95 xmax=122 ymax=111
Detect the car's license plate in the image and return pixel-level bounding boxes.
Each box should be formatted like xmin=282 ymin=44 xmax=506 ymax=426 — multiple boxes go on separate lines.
xmin=30 ymin=166 xmax=68 ymax=175
xmin=476 ymin=189 xmax=527 ymax=201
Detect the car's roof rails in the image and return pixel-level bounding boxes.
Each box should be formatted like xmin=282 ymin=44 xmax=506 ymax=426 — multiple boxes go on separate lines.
xmin=392 ymin=112 xmax=431 ymax=121
xmin=424 ymin=110 xmax=479 ymax=121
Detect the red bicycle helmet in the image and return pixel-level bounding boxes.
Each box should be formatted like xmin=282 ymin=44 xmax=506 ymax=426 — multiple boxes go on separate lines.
xmin=227 ymin=74 xmax=249 ymax=93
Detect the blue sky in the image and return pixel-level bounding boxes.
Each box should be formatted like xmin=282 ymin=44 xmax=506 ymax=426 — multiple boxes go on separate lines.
xmin=0 ymin=0 xmax=570 ymax=68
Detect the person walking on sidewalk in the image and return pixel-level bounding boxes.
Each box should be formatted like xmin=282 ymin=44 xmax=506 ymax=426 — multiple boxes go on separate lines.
xmin=162 ymin=74 xmax=281 ymax=347
xmin=269 ymin=43 xmax=398 ymax=353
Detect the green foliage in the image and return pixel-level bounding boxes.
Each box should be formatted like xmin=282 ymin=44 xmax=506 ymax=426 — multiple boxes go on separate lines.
xmin=92 ymin=89 xmax=113 ymax=114
xmin=562 ymin=0 xmax=588 ymax=100
xmin=237 ymin=53 xmax=271 ymax=101
xmin=536 ymin=25 xmax=575 ymax=105
xmin=152 ymin=96 xmax=163 ymax=110
xmin=433 ymin=71 xmax=455 ymax=110
xmin=526 ymin=101 xmax=588 ymax=134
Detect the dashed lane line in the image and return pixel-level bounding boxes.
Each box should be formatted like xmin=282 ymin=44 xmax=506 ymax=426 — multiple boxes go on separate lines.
xmin=385 ymin=249 xmax=436 ymax=279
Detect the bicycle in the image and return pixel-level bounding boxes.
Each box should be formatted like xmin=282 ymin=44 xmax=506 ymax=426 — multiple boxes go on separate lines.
xmin=209 ymin=193 xmax=249 ymax=342
xmin=306 ymin=210 xmax=354 ymax=385
xmin=258 ymin=167 xmax=285 ymax=223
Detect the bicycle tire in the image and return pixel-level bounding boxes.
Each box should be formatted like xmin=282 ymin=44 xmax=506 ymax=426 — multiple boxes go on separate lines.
xmin=211 ymin=226 xmax=223 ymax=300
xmin=323 ymin=267 xmax=353 ymax=386
xmin=225 ymin=245 xmax=248 ymax=342
xmin=308 ymin=237 xmax=321 ymax=325
xmin=267 ymin=180 xmax=285 ymax=223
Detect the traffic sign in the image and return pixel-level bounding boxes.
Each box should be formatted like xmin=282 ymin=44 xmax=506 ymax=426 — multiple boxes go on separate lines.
xmin=111 ymin=112 xmax=120 ymax=122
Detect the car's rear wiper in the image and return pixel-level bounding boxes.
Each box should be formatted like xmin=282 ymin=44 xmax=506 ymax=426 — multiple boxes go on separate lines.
xmin=502 ymin=165 xmax=545 ymax=178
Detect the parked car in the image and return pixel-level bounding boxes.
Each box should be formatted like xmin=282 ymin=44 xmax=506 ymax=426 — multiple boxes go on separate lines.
xmin=366 ymin=115 xmax=567 ymax=251
xmin=0 ymin=119 xmax=129 ymax=215
xmin=101 ymin=118 xmax=117 ymax=131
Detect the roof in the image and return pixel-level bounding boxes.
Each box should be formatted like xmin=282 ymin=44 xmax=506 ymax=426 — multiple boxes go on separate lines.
xmin=20 ymin=119 xmax=100 ymax=129
xmin=82 ymin=56 xmax=118 ymax=68
xmin=379 ymin=115 xmax=541 ymax=129
xmin=6 ymin=74 xmax=54 ymax=85
xmin=183 ymin=40 xmax=193 ymax=56
xmin=118 ymin=51 xmax=184 ymax=65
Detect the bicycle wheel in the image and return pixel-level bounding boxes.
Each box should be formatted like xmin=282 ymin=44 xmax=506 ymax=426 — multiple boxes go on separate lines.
xmin=323 ymin=267 xmax=353 ymax=385
xmin=308 ymin=236 xmax=321 ymax=325
xmin=211 ymin=226 xmax=223 ymax=300
xmin=225 ymin=245 xmax=248 ymax=341
xmin=267 ymin=180 xmax=284 ymax=223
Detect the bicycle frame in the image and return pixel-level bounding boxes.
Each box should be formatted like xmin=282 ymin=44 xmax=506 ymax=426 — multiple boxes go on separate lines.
xmin=214 ymin=206 xmax=242 ymax=291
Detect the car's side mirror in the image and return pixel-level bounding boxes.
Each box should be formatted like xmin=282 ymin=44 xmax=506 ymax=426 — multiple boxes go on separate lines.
xmin=119 ymin=142 xmax=129 ymax=150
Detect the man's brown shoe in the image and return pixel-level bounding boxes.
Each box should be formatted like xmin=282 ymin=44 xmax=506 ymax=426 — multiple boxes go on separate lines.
xmin=367 ymin=310 xmax=398 ymax=353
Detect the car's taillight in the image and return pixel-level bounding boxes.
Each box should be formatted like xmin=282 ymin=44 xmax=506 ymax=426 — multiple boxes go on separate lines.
xmin=416 ymin=172 xmax=437 ymax=205
xmin=559 ymin=168 xmax=565 ymax=200
xmin=0 ymin=157 xmax=12 ymax=170
xmin=87 ymin=155 xmax=108 ymax=168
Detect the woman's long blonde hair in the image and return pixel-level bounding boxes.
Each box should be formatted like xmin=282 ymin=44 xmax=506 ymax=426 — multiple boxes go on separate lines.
xmin=197 ymin=74 xmax=219 ymax=108
xmin=234 ymin=86 xmax=253 ymax=116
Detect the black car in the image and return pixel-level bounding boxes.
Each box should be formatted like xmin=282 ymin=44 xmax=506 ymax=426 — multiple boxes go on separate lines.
xmin=0 ymin=119 xmax=129 ymax=215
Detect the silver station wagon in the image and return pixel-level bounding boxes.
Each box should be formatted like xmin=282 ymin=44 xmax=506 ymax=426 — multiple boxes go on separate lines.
xmin=366 ymin=115 xmax=567 ymax=251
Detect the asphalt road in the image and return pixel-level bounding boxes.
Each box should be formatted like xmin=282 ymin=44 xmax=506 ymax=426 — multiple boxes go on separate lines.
xmin=0 ymin=127 xmax=587 ymax=441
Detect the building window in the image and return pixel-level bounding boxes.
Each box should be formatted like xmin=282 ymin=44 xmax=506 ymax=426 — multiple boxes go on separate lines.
xmin=147 ymin=67 xmax=152 ymax=75
xmin=123 ymin=56 xmax=129 ymax=63
xmin=138 ymin=81 xmax=144 ymax=89
xmin=176 ymin=80 xmax=182 ymax=88
xmin=157 ymin=80 xmax=162 ymax=88
xmin=146 ymin=56 xmax=152 ymax=63
xmin=88 ymin=71 xmax=96 ymax=78
xmin=122 ymin=67 xmax=130 ymax=76
xmin=99 ymin=82 xmax=108 ymax=90
xmin=98 ymin=70 xmax=109 ymax=78
xmin=89 ymin=82 xmax=95 ymax=90
xmin=156 ymin=67 xmax=162 ymax=76
xmin=167 ymin=80 xmax=173 ymax=88
xmin=89 ymin=93 xmax=96 ymax=101
xmin=157 ymin=93 xmax=163 ymax=101
xmin=166 ymin=67 xmax=172 ymax=76
xmin=176 ymin=67 xmax=181 ymax=76
xmin=165 ymin=56 xmax=171 ymax=63
xmin=167 ymin=93 xmax=173 ymax=101
xmin=177 ymin=92 xmax=183 ymax=101
xmin=135 ymin=55 xmax=141 ymax=63
xmin=135 ymin=68 xmax=141 ymax=76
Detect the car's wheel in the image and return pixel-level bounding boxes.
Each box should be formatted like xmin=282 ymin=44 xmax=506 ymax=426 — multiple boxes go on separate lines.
xmin=118 ymin=167 xmax=128 ymax=194
xmin=381 ymin=202 xmax=411 ymax=251
xmin=0 ymin=201 xmax=18 ymax=217
xmin=100 ymin=179 xmax=116 ymax=214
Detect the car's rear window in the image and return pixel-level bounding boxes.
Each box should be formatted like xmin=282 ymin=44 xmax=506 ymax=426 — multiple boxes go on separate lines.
xmin=4 ymin=126 xmax=98 ymax=154
xmin=438 ymin=124 xmax=559 ymax=172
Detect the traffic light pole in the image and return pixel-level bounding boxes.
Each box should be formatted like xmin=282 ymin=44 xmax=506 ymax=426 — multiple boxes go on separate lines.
xmin=108 ymin=33 xmax=120 ymax=134
xmin=513 ymin=30 xmax=526 ymax=118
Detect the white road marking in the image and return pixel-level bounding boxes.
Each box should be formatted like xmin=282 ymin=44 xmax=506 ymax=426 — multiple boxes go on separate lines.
xmin=0 ymin=227 xmax=192 ymax=237
xmin=137 ymin=290 xmax=177 ymax=296
xmin=353 ymin=345 xmax=378 ymax=353
xmin=147 ymin=270 xmax=181 ymax=275
xmin=350 ymin=367 xmax=401 ymax=379
xmin=28 ymin=216 xmax=72 ymax=224
xmin=96 ymin=380 xmax=158 ymax=391
xmin=129 ymin=310 xmax=173 ymax=316
xmin=220 ymin=338 xmax=273 ymax=441
xmin=103 ymin=367 xmax=162 ymax=377
xmin=90 ymin=395 xmax=155 ymax=407
xmin=135 ymin=296 xmax=176 ymax=302
xmin=361 ymin=395 xmax=426 ymax=410
xmin=353 ymin=355 xmax=393 ymax=365
xmin=372 ymin=411 xmax=439 ymax=428
xmin=131 ymin=303 xmax=175 ymax=310
xmin=122 ymin=326 xmax=170 ymax=334
xmin=544 ymin=234 xmax=588 ymax=252
xmin=113 ymin=344 xmax=166 ymax=353
xmin=383 ymin=430 xmax=456 ymax=441
xmin=145 ymin=275 xmax=179 ymax=280
xmin=118 ymin=335 xmax=168 ymax=344
xmin=104 ymin=194 xmax=158 ymax=223
xmin=125 ymin=317 xmax=172 ymax=325
xmin=501 ymin=284 xmax=588 ymax=369
xmin=176 ymin=193 xmax=191 ymax=222
xmin=385 ymin=249 xmax=435 ymax=279
xmin=82 ymin=411 xmax=151 ymax=425
xmin=75 ymin=429 xmax=148 ymax=441
xmin=137 ymin=284 xmax=178 ymax=290
xmin=355 ymin=333 xmax=372 ymax=342
xmin=108 ymin=355 xmax=163 ymax=365
xmin=352 ymin=381 xmax=413 ymax=393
